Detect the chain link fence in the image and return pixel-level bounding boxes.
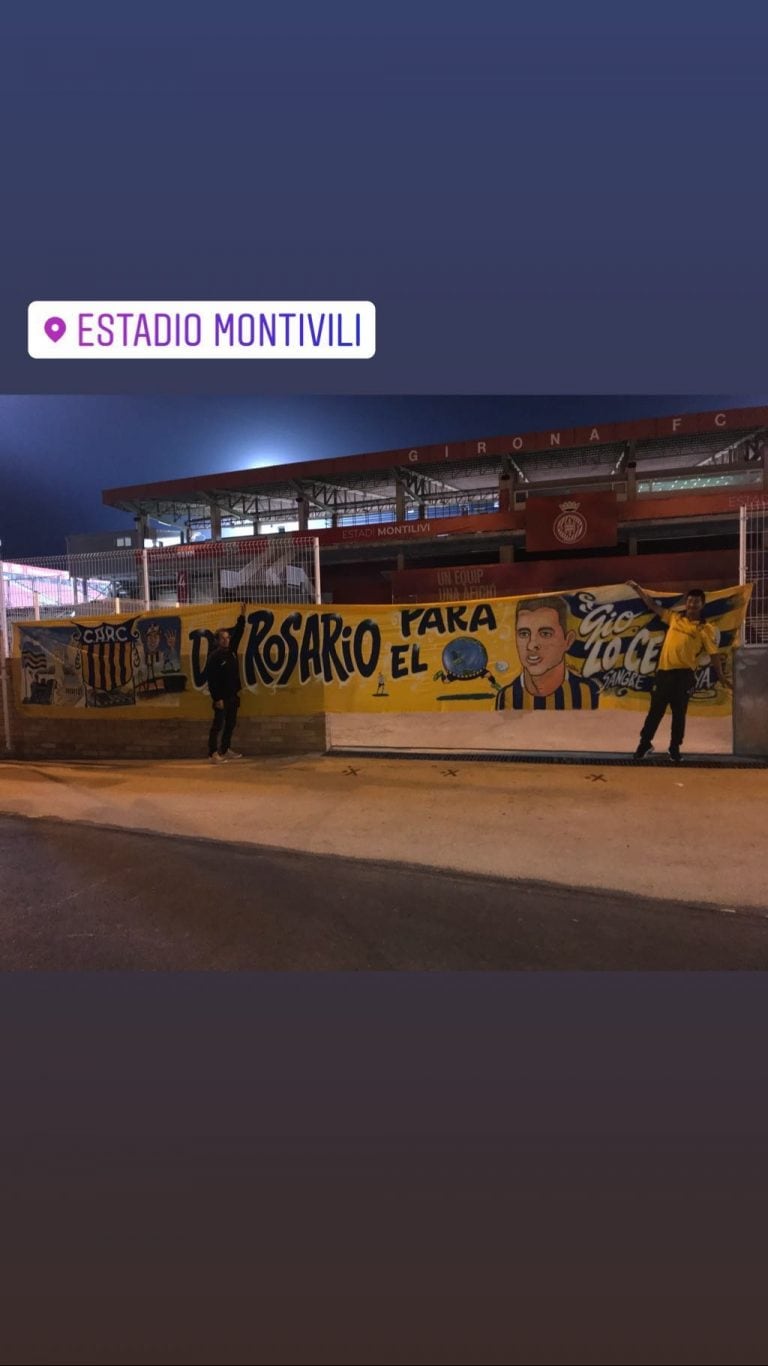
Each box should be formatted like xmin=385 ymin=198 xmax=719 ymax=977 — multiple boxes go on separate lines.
xmin=739 ymin=502 xmax=768 ymax=645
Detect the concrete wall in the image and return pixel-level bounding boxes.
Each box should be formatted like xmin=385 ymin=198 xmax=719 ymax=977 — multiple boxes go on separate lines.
xmin=3 ymin=667 xmax=327 ymax=761
xmin=733 ymin=646 xmax=768 ymax=757
xmin=3 ymin=660 xmax=742 ymax=762
xmin=328 ymin=710 xmax=732 ymax=756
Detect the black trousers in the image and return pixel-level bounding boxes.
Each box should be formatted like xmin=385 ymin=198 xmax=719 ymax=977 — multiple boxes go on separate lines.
xmin=208 ymin=695 xmax=239 ymax=755
xmin=639 ymin=668 xmax=695 ymax=751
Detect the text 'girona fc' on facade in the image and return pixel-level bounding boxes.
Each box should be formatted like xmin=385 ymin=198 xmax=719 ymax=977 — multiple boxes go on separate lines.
xmin=91 ymin=403 xmax=768 ymax=609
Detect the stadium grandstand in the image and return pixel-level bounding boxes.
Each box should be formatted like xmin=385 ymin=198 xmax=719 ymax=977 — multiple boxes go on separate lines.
xmin=3 ymin=404 xmax=766 ymax=617
xmin=90 ymin=403 xmax=768 ymax=610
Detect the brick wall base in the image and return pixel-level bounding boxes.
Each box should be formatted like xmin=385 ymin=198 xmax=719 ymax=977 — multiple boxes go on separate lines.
xmin=2 ymin=666 xmax=327 ymax=760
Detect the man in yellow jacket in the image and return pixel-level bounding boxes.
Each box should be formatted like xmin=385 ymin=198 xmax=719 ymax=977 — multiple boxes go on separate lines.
xmin=627 ymin=581 xmax=731 ymax=764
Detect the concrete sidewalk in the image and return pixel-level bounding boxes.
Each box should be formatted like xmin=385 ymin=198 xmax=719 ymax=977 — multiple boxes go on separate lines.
xmin=1 ymin=752 xmax=765 ymax=912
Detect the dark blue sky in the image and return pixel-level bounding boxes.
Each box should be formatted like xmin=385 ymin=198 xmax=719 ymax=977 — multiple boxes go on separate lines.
xmin=0 ymin=393 xmax=761 ymax=557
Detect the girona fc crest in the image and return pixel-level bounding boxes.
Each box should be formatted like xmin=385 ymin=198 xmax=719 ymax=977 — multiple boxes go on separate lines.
xmin=553 ymin=500 xmax=587 ymax=545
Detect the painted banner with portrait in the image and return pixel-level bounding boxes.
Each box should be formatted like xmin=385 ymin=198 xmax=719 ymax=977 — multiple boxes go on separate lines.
xmin=12 ymin=583 xmax=750 ymax=718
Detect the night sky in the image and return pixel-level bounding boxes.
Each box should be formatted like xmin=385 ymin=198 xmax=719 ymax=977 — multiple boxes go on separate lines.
xmin=0 ymin=393 xmax=762 ymax=557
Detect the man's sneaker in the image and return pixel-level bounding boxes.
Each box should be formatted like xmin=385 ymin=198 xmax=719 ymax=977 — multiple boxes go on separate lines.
xmin=633 ymin=743 xmax=655 ymax=760
xmin=222 ymin=749 xmax=243 ymax=759
xmin=668 ymin=748 xmax=682 ymax=764
xmin=209 ymin=752 xmax=226 ymax=764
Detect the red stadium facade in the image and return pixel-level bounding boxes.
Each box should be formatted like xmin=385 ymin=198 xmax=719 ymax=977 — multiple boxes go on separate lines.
xmin=99 ymin=404 xmax=768 ymax=603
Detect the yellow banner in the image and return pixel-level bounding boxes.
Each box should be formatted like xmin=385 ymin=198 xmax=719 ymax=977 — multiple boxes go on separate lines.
xmin=12 ymin=582 xmax=751 ymax=718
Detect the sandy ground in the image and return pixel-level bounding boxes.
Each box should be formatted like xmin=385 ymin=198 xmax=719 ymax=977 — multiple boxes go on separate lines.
xmin=0 ymin=747 xmax=765 ymax=912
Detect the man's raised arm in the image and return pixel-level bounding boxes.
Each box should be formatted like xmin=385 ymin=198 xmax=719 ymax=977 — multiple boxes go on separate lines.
xmin=626 ymin=580 xmax=670 ymax=622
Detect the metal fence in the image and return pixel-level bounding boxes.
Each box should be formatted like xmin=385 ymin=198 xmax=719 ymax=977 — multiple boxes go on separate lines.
xmin=739 ymin=501 xmax=768 ymax=644
xmin=0 ymin=535 xmax=321 ymax=659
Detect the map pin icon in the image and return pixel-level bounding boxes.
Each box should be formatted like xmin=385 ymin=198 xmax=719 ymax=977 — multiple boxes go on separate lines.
xmin=44 ymin=316 xmax=66 ymax=342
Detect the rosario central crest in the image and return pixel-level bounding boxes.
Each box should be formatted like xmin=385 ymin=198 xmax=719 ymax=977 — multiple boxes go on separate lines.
xmin=553 ymin=499 xmax=587 ymax=545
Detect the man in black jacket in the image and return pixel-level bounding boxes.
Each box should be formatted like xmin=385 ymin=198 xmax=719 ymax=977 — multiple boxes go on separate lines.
xmin=206 ymin=603 xmax=247 ymax=763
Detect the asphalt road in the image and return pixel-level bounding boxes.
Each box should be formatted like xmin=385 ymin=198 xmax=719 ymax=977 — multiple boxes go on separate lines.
xmin=2 ymin=814 xmax=767 ymax=969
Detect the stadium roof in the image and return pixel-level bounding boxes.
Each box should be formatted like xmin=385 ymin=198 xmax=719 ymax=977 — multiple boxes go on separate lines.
xmin=102 ymin=404 xmax=768 ymax=524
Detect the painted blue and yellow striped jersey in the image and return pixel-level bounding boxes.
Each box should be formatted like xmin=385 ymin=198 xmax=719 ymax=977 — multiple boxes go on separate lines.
xmin=495 ymin=670 xmax=600 ymax=710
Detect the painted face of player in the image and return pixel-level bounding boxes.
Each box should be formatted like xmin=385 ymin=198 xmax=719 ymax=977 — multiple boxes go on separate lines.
xmin=516 ymin=607 xmax=575 ymax=679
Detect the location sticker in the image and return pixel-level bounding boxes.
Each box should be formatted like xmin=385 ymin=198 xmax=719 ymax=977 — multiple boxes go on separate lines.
xmin=28 ymin=300 xmax=376 ymax=359
xmin=44 ymin=316 xmax=66 ymax=342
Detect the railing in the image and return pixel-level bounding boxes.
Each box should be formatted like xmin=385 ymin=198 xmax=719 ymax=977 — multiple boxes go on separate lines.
xmin=739 ymin=503 xmax=768 ymax=645
xmin=1 ymin=537 xmax=320 ymax=635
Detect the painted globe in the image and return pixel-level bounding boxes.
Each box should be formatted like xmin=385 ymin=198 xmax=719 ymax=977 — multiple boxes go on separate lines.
xmin=441 ymin=636 xmax=488 ymax=679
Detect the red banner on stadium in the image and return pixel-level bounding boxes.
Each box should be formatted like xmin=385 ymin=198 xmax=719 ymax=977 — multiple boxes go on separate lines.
xmin=525 ymin=491 xmax=618 ymax=552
